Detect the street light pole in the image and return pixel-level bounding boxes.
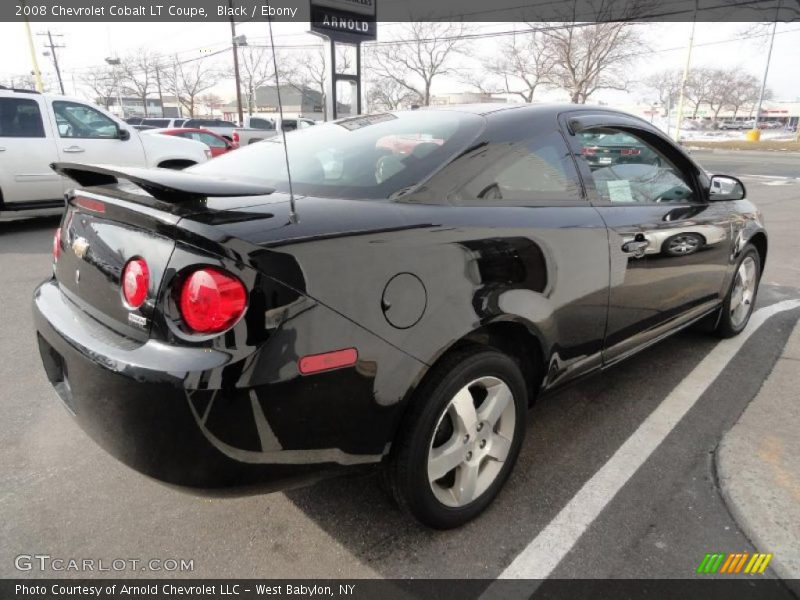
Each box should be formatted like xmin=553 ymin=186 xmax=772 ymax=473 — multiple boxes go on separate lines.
xmin=674 ymin=17 xmax=697 ymax=143
xmin=228 ymin=0 xmax=244 ymax=125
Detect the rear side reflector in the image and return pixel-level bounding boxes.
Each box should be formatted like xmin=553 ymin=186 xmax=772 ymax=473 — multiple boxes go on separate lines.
xmin=75 ymin=196 xmax=106 ymax=213
xmin=299 ymin=348 xmax=358 ymax=375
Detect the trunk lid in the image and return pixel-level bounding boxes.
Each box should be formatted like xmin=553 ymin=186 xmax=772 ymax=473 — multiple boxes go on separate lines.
xmin=51 ymin=162 xmax=276 ymax=341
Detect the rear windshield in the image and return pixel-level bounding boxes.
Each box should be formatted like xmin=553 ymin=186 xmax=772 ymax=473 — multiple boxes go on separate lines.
xmin=189 ymin=111 xmax=485 ymax=200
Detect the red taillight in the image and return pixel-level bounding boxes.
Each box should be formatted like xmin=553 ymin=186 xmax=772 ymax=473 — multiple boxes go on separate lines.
xmin=122 ymin=258 xmax=150 ymax=308
xmin=232 ymin=131 xmax=240 ymax=143
xmin=620 ymin=148 xmax=641 ymax=156
xmin=52 ymin=227 xmax=62 ymax=262
xmin=299 ymin=348 xmax=358 ymax=375
xmin=581 ymin=147 xmax=596 ymax=156
xmin=179 ymin=268 xmax=247 ymax=334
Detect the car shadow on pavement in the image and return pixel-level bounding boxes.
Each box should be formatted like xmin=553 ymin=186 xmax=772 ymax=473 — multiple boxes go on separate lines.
xmin=283 ymin=326 xmax=722 ymax=578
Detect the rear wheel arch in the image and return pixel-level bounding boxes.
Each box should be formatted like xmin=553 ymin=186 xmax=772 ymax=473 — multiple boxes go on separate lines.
xmin=748 ymin=231 xmax=767 ymax=274
xmin=399 ymin=320 xmax=546 ymax=423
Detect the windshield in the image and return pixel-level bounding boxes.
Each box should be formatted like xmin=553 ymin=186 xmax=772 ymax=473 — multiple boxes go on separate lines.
xmin=188 ymin=111 xmax=485 ymax=200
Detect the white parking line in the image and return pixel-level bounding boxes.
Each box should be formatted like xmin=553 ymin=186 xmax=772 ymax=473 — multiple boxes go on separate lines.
xmin=487 ymin=299 xmax=800 ymax=588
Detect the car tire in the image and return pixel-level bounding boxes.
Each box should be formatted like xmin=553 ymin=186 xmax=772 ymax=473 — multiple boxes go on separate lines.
xmin=716 ymin=245 xmax=761 ymax=338
xmin=386 ymin=347 xmax=527 ymax=529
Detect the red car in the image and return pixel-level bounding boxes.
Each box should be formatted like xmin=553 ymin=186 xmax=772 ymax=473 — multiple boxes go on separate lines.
xmin=153 ymin=127 xmax=238 ymax=158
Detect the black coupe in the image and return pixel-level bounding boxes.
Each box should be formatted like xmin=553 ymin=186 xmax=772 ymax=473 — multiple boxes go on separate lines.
xmin=34 ymin=104 xmax=765 ymax=529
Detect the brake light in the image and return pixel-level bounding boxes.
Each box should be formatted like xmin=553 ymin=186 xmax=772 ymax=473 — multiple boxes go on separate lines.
xmin=232 ymin=131 xmax=240 ymax=143
xmin=122 ymin=258 xmax=149 ymax=309
xmin=52 ymin=227 xmax=62 ymax=262
xmin=299 ymin=348 xmax=358 ymax=375
xmin=581 ymin=147 xmax=596 ymax=156
xmin=179 ymin=268 xmax=247 ymax=334
xmin=620 ymin=148 xmax=641 ymax=156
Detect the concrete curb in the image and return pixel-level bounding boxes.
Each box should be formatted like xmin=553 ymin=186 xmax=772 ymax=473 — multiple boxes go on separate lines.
xmin=716 ymin=318 xmax=800 ymax=594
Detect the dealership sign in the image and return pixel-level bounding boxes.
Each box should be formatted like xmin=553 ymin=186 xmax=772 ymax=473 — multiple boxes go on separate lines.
xmin=310 ymin=0 xmax=377 ymax=42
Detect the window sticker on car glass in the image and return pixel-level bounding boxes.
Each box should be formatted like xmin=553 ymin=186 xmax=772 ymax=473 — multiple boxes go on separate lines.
xmin=606 ymin=179 xmax=634 ymax=203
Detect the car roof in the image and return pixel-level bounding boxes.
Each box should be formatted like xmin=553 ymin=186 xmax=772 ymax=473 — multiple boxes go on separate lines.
xmin=417 ymin=102 xmax=632 ymax=119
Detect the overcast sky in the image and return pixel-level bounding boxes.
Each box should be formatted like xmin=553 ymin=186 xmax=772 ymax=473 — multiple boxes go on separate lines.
xmin=1 ymin=20 xmax=798 ymax=104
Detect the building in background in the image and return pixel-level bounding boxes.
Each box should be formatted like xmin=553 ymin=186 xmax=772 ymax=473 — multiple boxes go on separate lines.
xmin=222 ymin=85 xmax=330 ymax=122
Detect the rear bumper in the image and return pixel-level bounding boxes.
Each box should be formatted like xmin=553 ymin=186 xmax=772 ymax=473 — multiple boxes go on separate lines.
xmin=33 ymin=279 xmax=392 ymax=492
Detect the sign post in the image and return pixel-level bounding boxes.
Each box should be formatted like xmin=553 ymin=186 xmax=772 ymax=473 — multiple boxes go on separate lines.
xmin=310 ymin=0 xmax=376 ymax=120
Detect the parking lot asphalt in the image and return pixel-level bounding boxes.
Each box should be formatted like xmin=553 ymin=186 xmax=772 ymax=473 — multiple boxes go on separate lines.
xmin=1 ymin=153 xmax=798 ymax=584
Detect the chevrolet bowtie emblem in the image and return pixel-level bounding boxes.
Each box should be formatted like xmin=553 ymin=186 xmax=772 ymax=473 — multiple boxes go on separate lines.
xmin=72 ymin=237 xmax=90 ymax=259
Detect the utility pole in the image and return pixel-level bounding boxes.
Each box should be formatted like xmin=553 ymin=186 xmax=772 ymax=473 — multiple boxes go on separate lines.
xmin=21 ymin=5 xmax=44 ymax=92
xmin=228 ymin=0 xmax=244 ymax=125
xmin=754 ymin=14 xmax=779 ymax=130
xmin=38 ymin=30 xmax=65 ymax=95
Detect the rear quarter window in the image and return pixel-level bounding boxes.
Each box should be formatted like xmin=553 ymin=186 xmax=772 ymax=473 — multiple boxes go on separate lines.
xmin=0 ymin=98 xmax=45 ymax=138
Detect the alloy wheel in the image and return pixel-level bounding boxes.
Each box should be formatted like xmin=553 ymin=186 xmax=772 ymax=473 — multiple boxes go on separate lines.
xmin=730 ymin=256 xmax=758 ymax=328
xmin=427 ymin=376 xmax=516 ymax=508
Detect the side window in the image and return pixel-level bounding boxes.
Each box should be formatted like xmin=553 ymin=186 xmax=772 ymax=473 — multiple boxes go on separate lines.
xmin=452 ymin=130 xmax=582 ymax=205
xmin=199 ymin=133 xmax=226 ymax=148
xmin=574 ymin=128 xmax=695 ymax=204
xmin=249 ymin=118 xmax=273 ymax=130
xmin=52 ymin=101 xmax=118 ymax=139
xmin=0 ymin=98 xmax=45 ymax=138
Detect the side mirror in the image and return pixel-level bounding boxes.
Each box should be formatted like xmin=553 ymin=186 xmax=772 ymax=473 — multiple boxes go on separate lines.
xmin=709 ymin=174 xmax=745 ymax=201
xmin=117 ymin=127 xmax=131 ymax=141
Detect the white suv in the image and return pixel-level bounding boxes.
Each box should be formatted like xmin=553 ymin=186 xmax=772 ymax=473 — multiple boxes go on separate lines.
xmin=0 ymin=88 xmax=210 ymax=222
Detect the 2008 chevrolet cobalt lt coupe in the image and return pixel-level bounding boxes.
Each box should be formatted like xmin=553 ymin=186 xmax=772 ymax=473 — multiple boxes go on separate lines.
xmin=34 ymin=105 xmax=765 ymax=529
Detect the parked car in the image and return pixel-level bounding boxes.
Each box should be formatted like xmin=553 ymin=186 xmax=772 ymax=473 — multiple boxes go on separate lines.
xmin=181 ymin=118 xmax=237 ymax=140
xmin=34 ymin=104 xmax=765 ymax=529
xmin=139 ymin=117 xmax=188 ymax=129
xmin=124 ymin=116 xmax=144 ymax=126
xmin=232 ymin=115 xmax=317 ymax=146
xmin=149 ymin=127 xmax=238 ymax=157
xmin=578 ymin=131 xmax=660 ymax=168
xmin=0 ymin=89 xmax=210 ymax=222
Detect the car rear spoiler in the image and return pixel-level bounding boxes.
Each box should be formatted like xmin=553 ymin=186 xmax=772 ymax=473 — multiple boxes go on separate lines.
xmin=51 ymin=162 xmax=274 ymax=203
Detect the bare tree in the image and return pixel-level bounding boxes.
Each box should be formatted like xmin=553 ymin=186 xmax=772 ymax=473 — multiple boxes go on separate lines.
xmin=544 ymin=21 xmax=644 ymax=103
xmin=237 ymin=45 xmax=282 ymax=114
xmin=286 ymin=46 xmax=352 ymax=119
xmin=166 ymin=58 xmax=221 ymax=117
xmin=367 ymin=22 xmax=468 ymax=106
xmin=366 ymin=77 xmax=420 ymax=111
xmin=198 ymin=92 xmax=225 ymax=116
xmin=2 ymin=73 xmax=39 ymax=91
xmin=684 ymin=68 xmax=714 ymax=119
xmin=726 ymin=72 xmax=764 ymax=119
xmin=80 ymin=68 xmax=121 ymax=109
xmin=478 ymin=29 xmax=555 ymax=103
xmin=121 ymin=50 xmax=156 ymax=116
xmin=642 ymin=68 xmax=683 ymax=109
